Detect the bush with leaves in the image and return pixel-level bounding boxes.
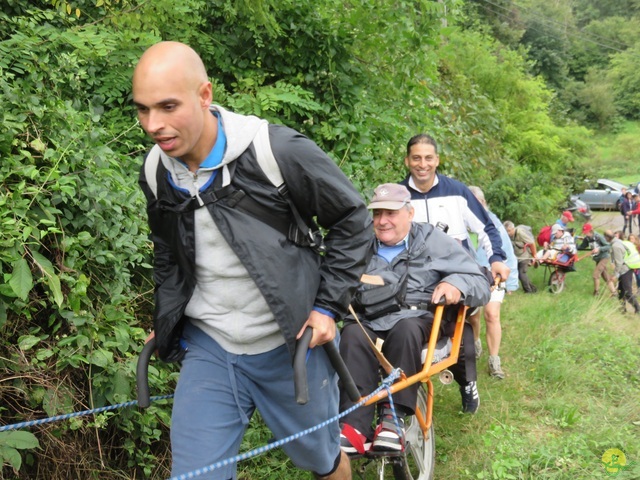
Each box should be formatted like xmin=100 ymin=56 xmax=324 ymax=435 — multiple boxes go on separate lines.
xmin=0 ymin=0 xmax=601 ymax=477
xmin=0 ymin=6 xmax=178 ymax=478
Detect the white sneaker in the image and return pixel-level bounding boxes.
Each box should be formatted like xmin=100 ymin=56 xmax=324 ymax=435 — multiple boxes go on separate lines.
xmin=489 ymin=355 xmax=505 ymax=379
xmin=340 ymin=424 xmax=371 ymax=455
xmin=475 ymin=338 xmax=482 ymax=359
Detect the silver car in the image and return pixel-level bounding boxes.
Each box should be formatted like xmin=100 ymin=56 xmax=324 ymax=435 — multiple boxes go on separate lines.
xmin=576 ymin=179 xmax=629 ymax=210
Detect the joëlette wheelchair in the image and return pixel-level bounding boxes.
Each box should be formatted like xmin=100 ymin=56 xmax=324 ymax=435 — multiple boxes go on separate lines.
xmin=136 ymin=302 xmax=467 ymax=480
xmin=340 ymin=302 xmax=467 ymax=480
xmin=527 ymin=243 xmax=584 ymax=294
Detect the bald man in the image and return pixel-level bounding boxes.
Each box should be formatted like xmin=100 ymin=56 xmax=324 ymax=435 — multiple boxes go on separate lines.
xmin=133 ymin=42 xmax=373 ymax=480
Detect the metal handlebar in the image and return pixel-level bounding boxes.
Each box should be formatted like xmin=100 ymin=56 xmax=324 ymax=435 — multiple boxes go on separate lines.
xmin=136 ymin=337 xmax=156 ymax=408
xmin=293 ymin=327 xmax=360 ymax=405
xmin=136 ymin=328 xmax=360 ymax=408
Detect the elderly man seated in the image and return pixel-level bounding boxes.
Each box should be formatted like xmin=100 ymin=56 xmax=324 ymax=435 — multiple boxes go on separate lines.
xmin=536 ymin=223 xmax=577 ymax=262
xmin=338 ymin=184 xmax=491 ymax=455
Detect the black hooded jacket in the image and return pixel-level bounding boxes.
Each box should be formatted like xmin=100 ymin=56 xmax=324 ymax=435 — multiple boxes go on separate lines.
xmin=139 ymin=118 xmax=373 ymax=361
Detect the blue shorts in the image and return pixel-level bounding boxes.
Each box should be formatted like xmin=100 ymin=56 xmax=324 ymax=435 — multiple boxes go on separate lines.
xmin=170 ymin=321 xmax=341 ymax=479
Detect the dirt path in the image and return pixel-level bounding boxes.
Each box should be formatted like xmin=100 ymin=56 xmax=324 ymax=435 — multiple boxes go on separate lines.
xmin=588 ymin=211 xmax=629 ymax=233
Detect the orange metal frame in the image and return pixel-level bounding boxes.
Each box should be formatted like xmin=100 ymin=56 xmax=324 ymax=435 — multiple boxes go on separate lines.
xmin=362 ymin=304 xmax=468 ymax=435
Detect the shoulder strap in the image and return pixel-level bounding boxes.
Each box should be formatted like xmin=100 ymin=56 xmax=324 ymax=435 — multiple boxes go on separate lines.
xmin=253 ymin=122 xmax=284 ymax=187
xmin=144 ymin=144 xmax=162 ymax=198
xmin=144 ymin=145 xmax=232 ymax=200
xmin=145 ymin=122 xmax=282 ymax=196
xmin=251 ymin=123 xmax=325 ymax=253
xmin=143 ymin=124 xmax=324 ymax=252
xmin=143 ymin=125 xmax=282 ymax=200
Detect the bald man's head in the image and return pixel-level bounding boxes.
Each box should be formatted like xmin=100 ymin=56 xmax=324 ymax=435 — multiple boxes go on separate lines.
xmin=132 ymin=41 xmax=217 ymax=169
xmin=133 ymin=41 xmax=209 ymax=91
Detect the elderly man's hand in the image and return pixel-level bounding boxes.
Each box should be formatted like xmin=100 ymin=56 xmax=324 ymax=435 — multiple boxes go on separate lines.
xmin=432 ymin=282 xmax=462 ymax=305
xmin=296 ymin=310 xmax=336 ymax=349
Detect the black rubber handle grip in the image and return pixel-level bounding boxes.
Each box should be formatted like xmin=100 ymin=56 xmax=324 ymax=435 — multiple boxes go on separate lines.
xmin=323 ymin=340 xmax=360 ymax=402
xmin=136 ymin=337 xmax=156 ymax=408
xmin=137 ymin=328 xmax=361 ymax=407
xmin=293 ymin=328 xmax=312 ymax=405
xmin=293 ymin=327 xmax=360 ymax=405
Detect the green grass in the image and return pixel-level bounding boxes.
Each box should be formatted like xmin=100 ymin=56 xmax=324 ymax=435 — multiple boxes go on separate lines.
xmin=594 ymin=121 xmax=640 ymax=185
xmin=433 ymin=260 xmax=640 ymax=479
xmin=239 ymin=249 xmax=640 ymax=479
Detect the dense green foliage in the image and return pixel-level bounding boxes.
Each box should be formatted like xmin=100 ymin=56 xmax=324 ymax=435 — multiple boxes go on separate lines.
xmin=0 ymin=0 xmax=637 ymax=477
xmin=467 ymin=0 xmax=640 ymax=127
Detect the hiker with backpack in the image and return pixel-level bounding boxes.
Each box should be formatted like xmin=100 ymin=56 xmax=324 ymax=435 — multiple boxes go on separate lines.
xmin=504 ymin=221 xmax=537 ymax=293
xmin=577 ymin=223 xmax=617 ymax=297
xmin=607 ymin=230 xmax=640 ymax=315
xmin=133 ymin=41 xmax=373 ymax=480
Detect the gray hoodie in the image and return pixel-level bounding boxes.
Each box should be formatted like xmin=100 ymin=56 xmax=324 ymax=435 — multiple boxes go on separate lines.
xmin=162 ymin=106 xmax=281 ymax=354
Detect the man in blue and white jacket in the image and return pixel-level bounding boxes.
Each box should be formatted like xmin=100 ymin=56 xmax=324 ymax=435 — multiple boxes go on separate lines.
xmin=399 ymin=134 xmax=510 ymax=410
xmin=399 ymin=134 xmax=508 ymax=278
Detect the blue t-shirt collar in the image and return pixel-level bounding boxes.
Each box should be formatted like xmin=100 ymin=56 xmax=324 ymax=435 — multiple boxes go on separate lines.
xmin=176 ymin=111 xmax=226 ymax=170
xmin=377 ymin=233 xmax=410 ymax=263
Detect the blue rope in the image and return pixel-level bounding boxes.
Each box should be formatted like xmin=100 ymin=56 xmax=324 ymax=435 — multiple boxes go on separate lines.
xmin=168 ymin=368 xmax=402 ymax=480
xmin=0 ymin=395 xmax=174 ymax=432
xmin=0 ymin=369 xmax=403 ymax=480
xmin=382 ymin=384 xmax=404 ymax=445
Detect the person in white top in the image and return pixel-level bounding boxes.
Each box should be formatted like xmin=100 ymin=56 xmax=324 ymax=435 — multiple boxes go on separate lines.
xmin=536 ymin=223 xmax=576 ymax=261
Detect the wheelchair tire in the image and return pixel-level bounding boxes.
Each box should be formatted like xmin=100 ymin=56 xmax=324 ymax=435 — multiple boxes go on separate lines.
xmin=548 ymin=271 xmax=565 ymax=294
xmin=392 ymin=386 xmax=435 ymax=480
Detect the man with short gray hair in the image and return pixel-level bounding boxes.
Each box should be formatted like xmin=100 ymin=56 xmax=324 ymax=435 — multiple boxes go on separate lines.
xmin=504 ymin=221 xmax=537 ymax=294
xmin=339 ymin=184 xmax=491 ymax=455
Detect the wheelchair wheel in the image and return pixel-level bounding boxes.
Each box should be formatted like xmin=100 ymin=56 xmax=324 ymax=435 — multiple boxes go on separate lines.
xmin=548 ymin=271 xmax=565 ymax=294
xmin=392 ymin=386 xmax=435 ymax=480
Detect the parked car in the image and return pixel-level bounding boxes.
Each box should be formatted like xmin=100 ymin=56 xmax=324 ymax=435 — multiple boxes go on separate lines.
xmin=575 ymin=179 xmax=628 ymax=210
xmin=567 ymin=195 xmax=592 ymax=220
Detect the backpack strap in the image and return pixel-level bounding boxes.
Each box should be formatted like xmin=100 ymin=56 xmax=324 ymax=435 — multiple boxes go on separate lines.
xmin=251 ymin=123 xmax=325 ymax=253
xmin=144 ymin=123 xmax=276 ymax=199
xmin=142 ymin=124 xmax=324 ymax=252
xmin=253 ymin=122 xmax=284 ymax=188
xmin=144 ymin=122 xmax=285 ymax=198
xmin=144 ymin=145 xmax=231 ymax=201
xmin=144 ymin=144 xmax=162 ymax=199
